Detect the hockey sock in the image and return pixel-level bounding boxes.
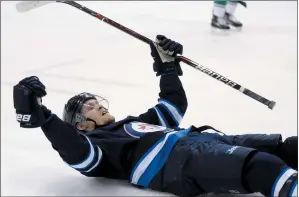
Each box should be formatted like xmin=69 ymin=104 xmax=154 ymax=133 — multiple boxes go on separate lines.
xmin=242 ymin=151 xmax=297 ymax=197
xmin=225 ymin=1 xmax=238 ymax=15
xmin=214 ymin=0 xmax=227 ymax=6
xmin=273 ymin=169 xmax=297 ymax=197
xmin=213 ymin=1 xmax=227 ymax=17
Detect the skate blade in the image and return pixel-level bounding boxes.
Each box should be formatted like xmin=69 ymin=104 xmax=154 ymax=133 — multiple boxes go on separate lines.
xmin=210 ymin=26 xmax=231 ymax=36
xmin=229 ymin=26 xmax=243 ymax=32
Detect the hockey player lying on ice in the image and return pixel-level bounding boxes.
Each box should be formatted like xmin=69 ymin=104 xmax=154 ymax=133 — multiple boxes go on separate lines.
xmin=14 ymin=35 xmax=297 ymax=197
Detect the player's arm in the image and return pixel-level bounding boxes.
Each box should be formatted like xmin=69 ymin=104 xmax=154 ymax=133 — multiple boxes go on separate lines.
xmin=41 ymin=115 xmax=103 ymax=176
xmin=138 ymin=35 xmax=188 ymax=129
xmin=13 ymin=76 xmax=103 ymax=177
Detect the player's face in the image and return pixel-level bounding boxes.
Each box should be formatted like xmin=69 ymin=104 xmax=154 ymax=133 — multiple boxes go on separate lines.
xmin=79 ymin=99 xmax=115 ymax=130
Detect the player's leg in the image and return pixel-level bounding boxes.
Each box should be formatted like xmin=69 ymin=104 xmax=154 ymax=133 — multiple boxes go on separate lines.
xmin=225 ymin=1 xmax=243 ymax=27
xmin=187 ymin=141 xmax=298 ymax=197
xmin=227 ymin=134 xmax=298 ymax=170
xmin=211 ymin=1 xmax=230 ymax=29
xmin=272 ymin=136 xmax=298 ymax=170
xmin=243 ymin=151 xmax=298 ymax=197
xmin=153 ymin=133 xmax=297 ymax=197
xmin=151 ymin=134 xmax=255 ymax=196
xmin=150 ymin=133 xmax=297 ymax=197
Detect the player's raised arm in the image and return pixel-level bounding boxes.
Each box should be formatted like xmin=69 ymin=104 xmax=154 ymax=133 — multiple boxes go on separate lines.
xmin=138 ymin=35 xmax=188 ymax=129
xmin=13 ymin=77 xmax=103 ymax=176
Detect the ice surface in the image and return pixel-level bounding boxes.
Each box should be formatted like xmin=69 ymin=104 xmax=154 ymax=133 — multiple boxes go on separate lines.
xmin=1 ymin=1 xmax=297 ymax=196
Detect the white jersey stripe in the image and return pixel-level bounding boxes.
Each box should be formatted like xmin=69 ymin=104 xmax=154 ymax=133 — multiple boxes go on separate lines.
xmin=272 ymin=168 xmax=297 ymax=197
xmin=69 ymin=135 xmax=95 ymax=170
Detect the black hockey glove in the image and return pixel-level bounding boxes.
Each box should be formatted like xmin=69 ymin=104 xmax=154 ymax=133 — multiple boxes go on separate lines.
xmin=13 ymin=76 xmax=52 ymax=128
xmin=150 ymin=35 xmax=183 ymax=76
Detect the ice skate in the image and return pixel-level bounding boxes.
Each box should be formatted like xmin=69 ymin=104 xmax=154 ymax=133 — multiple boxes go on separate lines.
xmin=211 ymin=14 xmax=230 ymax=30
xmin=225 ymin=12 xmax=243 ymax=28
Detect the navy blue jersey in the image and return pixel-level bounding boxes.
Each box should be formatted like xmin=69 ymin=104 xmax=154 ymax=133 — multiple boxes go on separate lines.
xmin=40 ymin=73 xmax=283 ymax=189
xmin=41 ymin=73 xmax=190 ymax=186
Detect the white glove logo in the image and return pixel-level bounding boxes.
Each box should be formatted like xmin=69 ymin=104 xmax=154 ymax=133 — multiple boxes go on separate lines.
xmin=16 ymin=114 xmax=31 ymax=122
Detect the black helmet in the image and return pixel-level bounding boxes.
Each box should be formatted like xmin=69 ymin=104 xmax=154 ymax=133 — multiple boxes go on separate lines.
xmin=62 ymin=92 xmax=109 ymax=127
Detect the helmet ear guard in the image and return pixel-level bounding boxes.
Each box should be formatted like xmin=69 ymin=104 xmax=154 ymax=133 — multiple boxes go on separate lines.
xmin=73 ymin=113 xmax=97 ymax=131
xmin=74 ymin=113 xmax=87 ymax=123
xmin=74 ymin=113 xmax=97 ymax=125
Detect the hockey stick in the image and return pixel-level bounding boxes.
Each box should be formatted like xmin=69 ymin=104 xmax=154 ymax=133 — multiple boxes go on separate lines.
xmin=16 ymin=1 xmax=276 ymax=110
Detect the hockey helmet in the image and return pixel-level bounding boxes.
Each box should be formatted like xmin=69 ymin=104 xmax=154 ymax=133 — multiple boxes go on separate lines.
xmin=63 ymin=92 xmax=109 ymax=127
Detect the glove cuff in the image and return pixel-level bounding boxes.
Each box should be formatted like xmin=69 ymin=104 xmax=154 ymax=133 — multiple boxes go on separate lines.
xmin=40 ymin=105 xmax=52 ymax=119
xmin=154 ymin=62 xmax=183 ymax=76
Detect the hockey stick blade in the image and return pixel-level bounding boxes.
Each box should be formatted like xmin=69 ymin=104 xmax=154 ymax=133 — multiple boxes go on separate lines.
xmin=16 ymin=1 xmax=55 ymax=13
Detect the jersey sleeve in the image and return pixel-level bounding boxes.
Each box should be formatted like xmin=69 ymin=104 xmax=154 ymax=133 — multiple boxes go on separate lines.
xmin=138 ymin=74 xmax=188 ymax=129
xmin=41 ymin=114 xmax=103 ymax=176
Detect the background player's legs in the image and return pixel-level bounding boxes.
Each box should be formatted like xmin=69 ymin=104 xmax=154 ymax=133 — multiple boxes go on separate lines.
xmin=212 ymin=1 xmax=230 ymax=29
xmin=225 ymin=1 xmax=243 ymax=27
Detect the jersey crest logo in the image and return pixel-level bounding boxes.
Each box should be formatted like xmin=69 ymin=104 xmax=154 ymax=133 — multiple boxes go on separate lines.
xmin=124 ymin=122 xmax=173 ymax=138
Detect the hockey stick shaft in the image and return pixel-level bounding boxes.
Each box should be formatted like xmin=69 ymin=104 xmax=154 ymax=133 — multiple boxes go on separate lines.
xmin=60 ymin=1 xmax=276 ymax=109
xmin=16 ymin=1 xmax=276 ymax=109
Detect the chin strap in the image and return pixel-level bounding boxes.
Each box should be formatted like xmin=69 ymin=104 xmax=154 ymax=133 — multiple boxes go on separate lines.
xmin=86 ymin=118 xmax=98 ymax=127
xmin=86 ymin=118 xmax=112 ymax=129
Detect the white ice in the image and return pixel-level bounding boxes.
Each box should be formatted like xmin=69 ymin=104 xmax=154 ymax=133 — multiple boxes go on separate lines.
xmin=1 ymin=1 xmax=297 ymax=196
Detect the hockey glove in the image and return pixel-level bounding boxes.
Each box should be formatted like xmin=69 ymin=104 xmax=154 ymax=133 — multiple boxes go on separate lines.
xmin=13 ymin=76 xmax=52 ymax=128
xmin=150 ymin=35 xmax=183 ymax=76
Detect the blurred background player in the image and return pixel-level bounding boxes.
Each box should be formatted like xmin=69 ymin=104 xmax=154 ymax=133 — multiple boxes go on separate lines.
xmin=211 ymin=0 xmax=247 ymax=29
